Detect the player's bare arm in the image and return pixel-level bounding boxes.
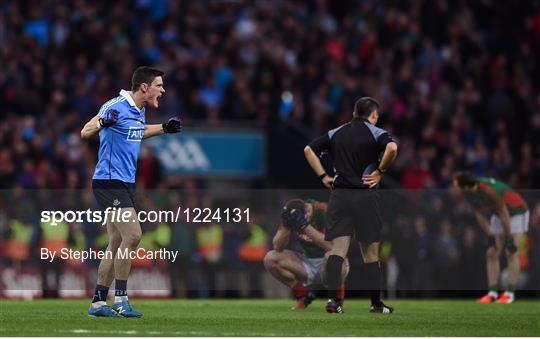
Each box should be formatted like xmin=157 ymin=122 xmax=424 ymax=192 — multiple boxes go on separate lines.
xmin=144 ymin=117 xmax=182 ymax=139
xmin=474 ymin=208 xmax=493 ymax=235
xmin=304 ymin=146 xmax=333 ymax=188
xmin=81 ymin=109 xmax=119 ymax=139
xmin=81 ymin=115 xmax=101 ymax=139
xmin=363 ymin=141 xmax=398 ymax=188
xmin=272 ymin=225 xmax=291 ymax=252
xmin=143 ymin=124 xmax=165 ymax=139
xmin=302 ymin=225 xmax=332 ymax=252
xmin=496 ymin=204 xmax=512 ymax=237
xmin=482 ymin=185 xmax=517 ymax=253
xmin=483 ymin=185 xmax=512 ymax=237
xmin=494 ymin=203 xmax=518 ymax=253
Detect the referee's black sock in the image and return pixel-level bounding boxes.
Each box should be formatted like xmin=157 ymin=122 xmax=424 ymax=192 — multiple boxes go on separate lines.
xmin=365 ymin=261 xmax=382 ymax=306
xmin=326 ymin=255 xmax=344 ymax=300
xmin=92 ymin=284 xmax=109 ymax=303
xmin=115 ymin=279 xmax=128 ymax=297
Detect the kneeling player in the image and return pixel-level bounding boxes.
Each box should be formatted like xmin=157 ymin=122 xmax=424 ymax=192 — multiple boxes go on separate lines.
xmin=264 ymin=199 xmax=349 ymax=310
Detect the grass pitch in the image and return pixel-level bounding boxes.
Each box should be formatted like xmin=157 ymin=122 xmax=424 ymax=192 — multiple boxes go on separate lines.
xmin=0 ymin=299 xmax=539 ymax=336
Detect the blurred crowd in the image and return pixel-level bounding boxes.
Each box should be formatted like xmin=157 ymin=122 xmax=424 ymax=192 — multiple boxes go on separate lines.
xmin=1 ymin=0 xmax=540 ymax=296
xmin=1 ymin=0 xmax=540 ymax=190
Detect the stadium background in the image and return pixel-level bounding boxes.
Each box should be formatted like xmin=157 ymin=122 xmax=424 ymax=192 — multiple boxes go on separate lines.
xmin=1 ymin=0 xmax=539 ymax=300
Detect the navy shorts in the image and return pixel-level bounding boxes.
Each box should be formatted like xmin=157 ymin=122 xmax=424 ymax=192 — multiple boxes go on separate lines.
xmin=92 ymin=179 xmax=136 ymax=210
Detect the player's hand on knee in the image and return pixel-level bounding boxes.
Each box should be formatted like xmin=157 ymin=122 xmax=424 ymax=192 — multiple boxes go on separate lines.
xmin=504 ymin=236 xmax=517 ymax=254
xmin=162 ymin=116 xmax=182 ymax=133
xmin=98 ymin=109 xmax=119 ymax=128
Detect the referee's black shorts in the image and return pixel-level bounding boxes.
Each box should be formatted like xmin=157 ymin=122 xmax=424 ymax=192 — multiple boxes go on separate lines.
xmin=92 ymin=179 xmax=136 ymax=210
xmin=325 ymin=189 xmax=382 ymax=244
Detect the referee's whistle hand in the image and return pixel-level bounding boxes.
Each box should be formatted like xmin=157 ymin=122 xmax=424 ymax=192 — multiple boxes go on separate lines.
xmin=362 ymin=171 xmax=382 ymax=188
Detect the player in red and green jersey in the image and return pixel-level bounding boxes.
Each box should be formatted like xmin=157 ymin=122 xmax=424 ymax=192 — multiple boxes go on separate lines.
xmin=263 ymin=199 xmax=349 ymax=311
xmin=453 ymin=172 xmax=529 ymax=304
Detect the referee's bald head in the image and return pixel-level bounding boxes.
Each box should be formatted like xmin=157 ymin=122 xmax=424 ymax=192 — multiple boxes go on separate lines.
xmin=353 ymin=97 xmax=380 ymax=118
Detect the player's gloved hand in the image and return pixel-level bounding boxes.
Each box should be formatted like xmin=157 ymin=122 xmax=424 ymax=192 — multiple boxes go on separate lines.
xmin=98 ymin=109 xmax=119 ymax=128
xmin=504 ymin=236 xmax=517 ymax=253
xmin=280 ymin=207 xmax=308 ymax=231
xmin=162 ymin=117 xmax=182 ymax=133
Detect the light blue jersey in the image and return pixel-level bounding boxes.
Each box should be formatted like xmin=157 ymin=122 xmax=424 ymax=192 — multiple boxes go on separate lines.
xmin=92 ymin=90 xmax=146 ymax=183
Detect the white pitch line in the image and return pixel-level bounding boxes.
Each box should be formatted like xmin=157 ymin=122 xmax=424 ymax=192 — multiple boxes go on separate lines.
xmin=60 ymin=329 xmax=139 ymax=335
xmin=2 ymin=325 xmax=299 ymax=337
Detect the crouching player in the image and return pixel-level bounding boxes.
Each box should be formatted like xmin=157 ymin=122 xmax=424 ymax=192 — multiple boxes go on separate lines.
xmin=453 ymin=172 xmax=529 ymax=303
xmin=264 ymin=199 xmax=349 ymax=310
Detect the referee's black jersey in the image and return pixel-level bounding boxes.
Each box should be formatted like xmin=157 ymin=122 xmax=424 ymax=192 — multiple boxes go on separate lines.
xmin=309 ymin=117 xmax=396 ymax=189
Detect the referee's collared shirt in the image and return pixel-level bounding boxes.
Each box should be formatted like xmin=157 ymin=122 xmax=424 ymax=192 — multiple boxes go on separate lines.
xmin=309 ymin=117 xmax=396 ymax=189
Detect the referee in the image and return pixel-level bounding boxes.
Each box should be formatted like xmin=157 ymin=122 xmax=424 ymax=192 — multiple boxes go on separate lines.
xmin=80 ymin=66 xmax=182 ymax=317
xmin=304 ymin=97 xmax=398 ymax=314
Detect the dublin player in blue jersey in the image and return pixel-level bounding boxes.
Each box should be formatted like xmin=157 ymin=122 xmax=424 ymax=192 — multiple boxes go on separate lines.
xmin=81 ymin=67 xmax=182 ymax=317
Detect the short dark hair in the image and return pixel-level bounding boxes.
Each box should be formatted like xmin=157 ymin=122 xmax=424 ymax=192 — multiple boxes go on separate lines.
xmin=353 ymin=97 xmax=380 ymax=118
xmin=453 ymin=171 xmax=477 ymax=187
xmin=131 ymin=66 xmax=165 ymax=92
xmin=284 ymin=199 xmax=306 ymax=213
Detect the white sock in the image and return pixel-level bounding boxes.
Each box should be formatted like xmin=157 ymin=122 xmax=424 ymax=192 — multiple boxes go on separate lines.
xmin=91 ymin=301 xmax=106 ymax=308
xmin=114 ymin=295 xmax=128 ymax=303
xmin=488 ymin=291 xmax=498 ymax=299
xmin=505 ymin=291 xmax=515 ymax=299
